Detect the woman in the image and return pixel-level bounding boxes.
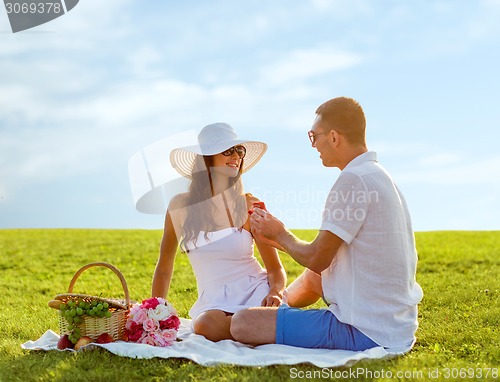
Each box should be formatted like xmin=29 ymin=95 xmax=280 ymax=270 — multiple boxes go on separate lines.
xmin=151 ymin=122 xmax=286 ymax=342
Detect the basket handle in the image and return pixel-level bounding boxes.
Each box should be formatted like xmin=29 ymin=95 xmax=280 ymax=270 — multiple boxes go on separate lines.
xmin=67 ymin=262 xmax=131 ymax=307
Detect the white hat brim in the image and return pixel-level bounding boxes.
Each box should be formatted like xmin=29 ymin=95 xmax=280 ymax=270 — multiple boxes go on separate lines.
xmin=170 ymin=140 xmax=267 ymax=179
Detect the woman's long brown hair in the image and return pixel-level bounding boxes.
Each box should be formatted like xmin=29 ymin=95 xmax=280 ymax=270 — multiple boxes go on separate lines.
xmin=179 ymin=155 xmax=246 ymax=252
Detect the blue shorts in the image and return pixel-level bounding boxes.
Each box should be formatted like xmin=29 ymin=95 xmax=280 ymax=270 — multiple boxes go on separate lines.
xmin=275 ymin=305 xmax=379 ymax=351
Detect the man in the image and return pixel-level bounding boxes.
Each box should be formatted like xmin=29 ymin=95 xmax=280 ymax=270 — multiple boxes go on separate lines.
xmin=230 ymin=97 xmax=423 ymax=353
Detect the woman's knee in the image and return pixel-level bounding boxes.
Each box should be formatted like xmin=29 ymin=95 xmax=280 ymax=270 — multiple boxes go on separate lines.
xmin=194 ymin=310 xmax=220 ymax=335
xmin=193 ymin=310 xmax=231 ymax=341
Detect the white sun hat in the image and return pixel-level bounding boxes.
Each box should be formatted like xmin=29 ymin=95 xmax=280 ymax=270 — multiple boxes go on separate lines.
xmin=170 ymin=122 xmax=267 ymax=179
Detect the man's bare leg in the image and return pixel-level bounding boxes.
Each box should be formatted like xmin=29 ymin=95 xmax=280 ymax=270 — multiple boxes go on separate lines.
xmin=230 ymin=307 xmax=278 ymax=345
xmin=287 ymin=269 xmax=323 ymax=307
xmin=231 ymin=270 xmax=323 ymax=345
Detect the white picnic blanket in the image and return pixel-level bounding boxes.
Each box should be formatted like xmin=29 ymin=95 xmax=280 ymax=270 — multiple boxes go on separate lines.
xmin=22 ymin=318 xmax=393 ymax=367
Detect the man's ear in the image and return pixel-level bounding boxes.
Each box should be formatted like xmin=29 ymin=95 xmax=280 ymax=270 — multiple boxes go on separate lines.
xmin=331 ymin=130 xmax=339 ymax=144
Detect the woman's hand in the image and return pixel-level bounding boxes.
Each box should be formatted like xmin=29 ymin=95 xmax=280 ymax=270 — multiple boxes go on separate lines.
xmin=261 ymin=290 xmax=283 ymax=307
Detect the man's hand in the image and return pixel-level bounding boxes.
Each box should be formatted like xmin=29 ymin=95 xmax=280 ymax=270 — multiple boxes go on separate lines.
xmin=250 ymin=208 xmax=286 ymax=251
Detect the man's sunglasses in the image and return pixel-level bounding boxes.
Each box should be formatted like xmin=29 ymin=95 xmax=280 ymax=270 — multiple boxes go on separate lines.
xmin=221 ymin=145 xmax=246 ymax=159
xmin=308 ymin=130 xmax=328 ymax=144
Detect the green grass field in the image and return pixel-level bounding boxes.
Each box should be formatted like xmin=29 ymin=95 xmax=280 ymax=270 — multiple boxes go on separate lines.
xmin=0 ymin=229 xmax=498 ymax=381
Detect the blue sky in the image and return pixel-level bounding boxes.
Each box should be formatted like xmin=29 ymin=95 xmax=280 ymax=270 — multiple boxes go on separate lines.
xmin=1 ymin=0 xmax=499 ymax=231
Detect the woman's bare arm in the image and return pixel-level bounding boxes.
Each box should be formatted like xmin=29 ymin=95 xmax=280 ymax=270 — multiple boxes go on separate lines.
xmin=151 ymin=210 xmax=179 ymax=298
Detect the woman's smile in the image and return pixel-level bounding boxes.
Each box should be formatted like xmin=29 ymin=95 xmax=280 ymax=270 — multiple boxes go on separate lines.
xmin=226 ymin=161 xmax=239 ymax=169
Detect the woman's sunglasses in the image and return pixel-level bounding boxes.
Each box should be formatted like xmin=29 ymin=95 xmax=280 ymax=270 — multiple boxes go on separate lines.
xmin=221 ymin=145 xmax=246 ymax=159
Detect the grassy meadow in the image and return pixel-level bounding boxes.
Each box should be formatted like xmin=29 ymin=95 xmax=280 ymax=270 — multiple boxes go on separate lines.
xmin=0 ymin=229 xmax=499 ymax=381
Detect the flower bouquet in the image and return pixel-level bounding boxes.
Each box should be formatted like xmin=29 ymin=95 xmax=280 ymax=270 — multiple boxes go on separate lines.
xmin=125 ymin=297 xmax=180 ymax=346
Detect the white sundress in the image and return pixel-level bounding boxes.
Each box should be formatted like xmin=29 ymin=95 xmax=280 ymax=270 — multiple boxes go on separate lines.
xmin=184 ymin=228 xmax=270 ymax=321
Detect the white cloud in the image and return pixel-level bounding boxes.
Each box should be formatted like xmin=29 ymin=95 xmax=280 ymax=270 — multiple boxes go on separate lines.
xmin=50 ymin=0 xmax=134 ymax=37
xmin=417 ymin=153 xmax=462 ymax=167
xmin=371 ymin=140 xmax=499 ymax=186
xmin=370 ymin=141 xmax=429 ymax=158
xmin=0 ymin=0 xmax=133 ymax=55
xmin=128 ymin=45 xmax=163 ymax=78
xmin=483 ymin=0 xmax=500 ymax=7
xmin=0 ymin=75 xmax=322 ymax=194
xmin=310 ymin=0 xmax=333 ymax=11
xmin=397 ymin=155 xmax=500 ymax=185
xmin=259 ymin=47 xmax=362 ymax=85
xmin=310 ymin=0 xmax=371 ymax=16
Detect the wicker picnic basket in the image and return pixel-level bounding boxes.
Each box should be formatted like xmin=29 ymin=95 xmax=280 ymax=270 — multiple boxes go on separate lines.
xmin=48 ymin=262 xmax=131 ymax=341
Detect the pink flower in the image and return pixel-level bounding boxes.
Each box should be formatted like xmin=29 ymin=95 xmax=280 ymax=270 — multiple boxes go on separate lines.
xmin=160 ymin=315 xmax=181 ymax=330
xmin=161 ymin=329 xmax=177 ymax=345
xmin=138 ymin=332 xmax=166 ymax=346
xmin=143 ymin=317 xmax=159 ymax=332
xmin=125 ymin=298 xmax=179 ymax=347
xmin=151 ymin=332 xmax=167 ymax=347
xmin=129 ymin=304 xmax=142 ymax=316
xmin=138 ymin=332 xmax=157 ymax=346
xmin=142 ymin=298 xmax=160 ymax=310
xmin=132 ymin=308 xmax=148 ymax=324
xmin=156 ymin=297 xmax=166 ymax=305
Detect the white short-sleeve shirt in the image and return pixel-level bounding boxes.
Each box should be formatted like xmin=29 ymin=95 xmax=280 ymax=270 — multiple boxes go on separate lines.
xmin=320 ymin=151 xmax=423 ymax=353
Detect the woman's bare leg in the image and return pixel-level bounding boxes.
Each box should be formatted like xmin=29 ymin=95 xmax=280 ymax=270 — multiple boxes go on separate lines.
xmin=193 ymin=310 xmax=233 ymax=341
